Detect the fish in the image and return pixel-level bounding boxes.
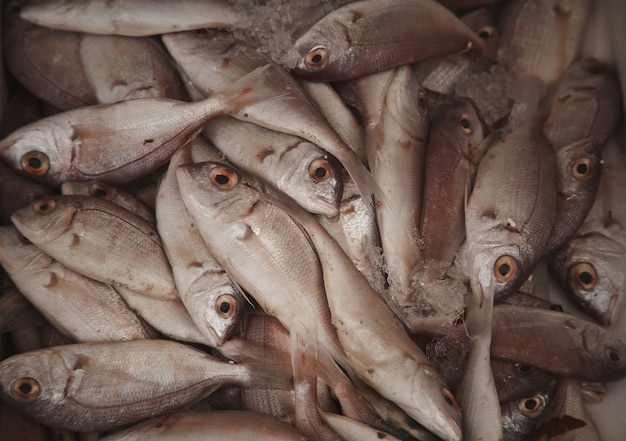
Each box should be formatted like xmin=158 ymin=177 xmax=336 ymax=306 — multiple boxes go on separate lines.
xmin=0 ymin=339 xmax=290 ymax=431
xmin=491 ymin=358 xmax=556 ymax=404
xmin=155 ymin=138 xmax=243 ymax=347
xmin=501 ymin=386 xmax=556 ymax=441
xmin=19 ymin=0 xmax=245 ymax=37
xmin=0 ymin=225 xmax=154 ymax=342
xmin=288 ymin=0 xmax=485 ymax=82
xmin=0 ymin=63 xmax=275 ymax=185
xmin=11 ymin=195 xmax=178 ymax=302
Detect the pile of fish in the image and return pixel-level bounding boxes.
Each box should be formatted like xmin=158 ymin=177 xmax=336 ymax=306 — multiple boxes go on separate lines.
xmin=0 ymin=0 xmax=625 ymax=439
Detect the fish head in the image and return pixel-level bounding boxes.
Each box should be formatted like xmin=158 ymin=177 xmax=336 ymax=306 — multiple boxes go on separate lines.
xmin=186 ymin=279 xmax=243 ymax=347
xmin=288 ymin=13 xmax=354 ymax=81
xmin=277 ymin=148 xmax=342 ymax=217
xmin=469 ymin=244 xmax=524 ymax=306
xmin=556 ymin=138 xmax=602 ymax=201
xmin=0 ymin=121 xmax=72 ymax=185
xmin=501 ymin=385 xmax=555 ymax=439
xmin=406 ymin=364 xmax=462 ymax=441
xmin=491 ymin=358 xmax=555 ymax=404
xmin=550 ymin=234 xmax=624 ymax=326
xmin=176 ymin=161 xmax=263 ymax=224
xmin=580 ymin=321 xmax=626 ymax=381
xmin=448 ymin=100 xmax=486 ymax=164
xmin=0 ymin=349 xmax=68 ymax=419
xmin=10 ymin=196 xmax=79 ymax=246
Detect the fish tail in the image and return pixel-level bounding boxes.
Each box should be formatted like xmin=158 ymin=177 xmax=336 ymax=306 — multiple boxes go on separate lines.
xmin=214 ymin=64 xmax=288 ymax=115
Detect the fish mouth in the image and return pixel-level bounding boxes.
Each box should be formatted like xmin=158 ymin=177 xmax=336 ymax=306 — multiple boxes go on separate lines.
xmin=309 ymin=198 xmax=340 ymax=217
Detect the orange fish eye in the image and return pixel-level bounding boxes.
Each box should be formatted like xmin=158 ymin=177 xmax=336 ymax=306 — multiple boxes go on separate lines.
xmin=21 ymin=151 xmax=50 ymax=176
xmin=570 ymin=262 xmax=597 ymax=291
xmin=216 ymin=294 xmax=238 ymax=319
xmin=11 ymin=377 xmax=40 ymax=401
xmin=494 ymin=255 xmax=519 ymax=283
xmin=458 ymin=113 xmax=473 ymax=136
xmin=308 ymin=159 xmax=333 ymax=182
xmin=33 ymin=198 xmax=56 ymax=214
xmin=442 ymin=387 xmax=460 ymax=410
xmin=89 ymin=182 xmax=115 ymax=200
xmin=304 ymin=46 xmax=329 ymax=70
xmin=477 ymin=26 xmax=497 ymax=40
xmin=571 ymin=158 xmax=594 ymax=180
xmin=209 ymin=166 xmax=239 ymax=190
xmin=605 ymin=347 xmax=623 ymax=366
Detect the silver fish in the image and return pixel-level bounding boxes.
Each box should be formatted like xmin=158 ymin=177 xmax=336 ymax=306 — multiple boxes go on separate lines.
xmin=0 ymin=64 xmax=274 ymax=185
xmin=288 ymin=0 xmax=485 ymax=81
xmin=501 ymin=386 xmax=555 ymax=441
xmin=11 ymin=195 xmax=178 ymax=301
xmin=0 ymin=339 xmax=290 ymax=431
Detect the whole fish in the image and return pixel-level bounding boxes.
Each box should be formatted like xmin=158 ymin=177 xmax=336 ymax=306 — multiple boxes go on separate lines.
xmin=11 ymin=195 xmax=178 ymax=301
xmin=177 ymin=161 xmax=462 ymax=441
xmin=0 ymin=64 xmax=274 ymax=185
xmin=0 ymin=225 xmax=153 ymax=342
xmin=0 ymin=339 xmax=290 ymax=431
xmin=79 ymin=34 xmax=187 ymax=103
xmin=156 ymin=138 xmax=243 ymax=347
xmin=19 ymin=0 xmax=245 ymax=37
xmin=288 ymin=0 xmax=485 ymax=81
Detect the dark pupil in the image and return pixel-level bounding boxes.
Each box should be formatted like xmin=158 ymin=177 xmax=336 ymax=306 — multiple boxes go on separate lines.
xmin=418 ymin=98 xmax=426 ymax=110
xmin=94 ymin=188 xmax=108 ymax=198
xmin=479 ymin=30 xmax=491 ymax=39
xmin=498 ymin=263 xmax=511 ymax=276
xmin=576 ymin=163 xmax=588 ymax=175
xmin=523 ymin=398 xmax=538 ymax=411
xmin=27 ymin=157 xmax=42 ymax=169
xmin=460 ymin=118 xmax=471 ymax=129
xmin=609 ymin=350 xmax=621 ymax=363
xmin=443 ymin=394 xmax=454 ymax=406
xmin=215 ymin=174 xmax=229 ymax=185
xmin=315 ymin=167 xmax=327 ymax=179
xmin=579 ymin=271 xmax=593 ymax=285
xmin=194 ymin=28 xmax=208 ymax=35
xmin=311 ymin=53 xmax=323 ymax=64
xmin=39 ymin=203 xmax=50 ymax=211
xmin=517 ymin=364 xmax=533 ymax=374
xmin=219 ymin=302 xmax=230 ymax=313
xmin=18 ymin=382 xmax=32 ymax=394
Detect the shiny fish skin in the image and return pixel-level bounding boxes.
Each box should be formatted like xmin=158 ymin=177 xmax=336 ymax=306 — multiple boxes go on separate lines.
xmin=11 ymin=195 xmax=178 ymax=301
xmin=0 ymin=339 xmax=290 ymax=432
xmin=156 ymin=139 xmax=243 ymax=347
xmin=288 ymin=0 xmax=485 ymax=82
xmin=0 ymin=225 xmax=153 ymax=342
xmin=0 ymin=63 xmax=274 ymax=185
xmin=19 ymin=0 xmax=245 ymax=37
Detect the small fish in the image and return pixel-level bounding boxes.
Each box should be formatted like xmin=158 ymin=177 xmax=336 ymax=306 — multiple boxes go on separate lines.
xmin=288 ymin=0 xmax=485 ymax=81
xmin=501 ymin=386 xmax=556 ymax=441
xmin=0 ymin=64 xmax=275 ymax=185
xmin=0 ymin=339 xmax=290 ymax=431
xmin=11 ymin=195 xmax=178 ymax=301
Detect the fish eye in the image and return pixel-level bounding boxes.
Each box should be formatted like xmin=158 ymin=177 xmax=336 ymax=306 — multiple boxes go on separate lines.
xmin=308 ymin=159 xmax=333 ymax=183
xmin=477 ymin=26 xmax=497 ymax=39
xmin=10 ymin=377 xmax=40 ymax=401
xmin=21 ymin=151 xmax=50 ymax=176
xmin=518 ymin=394 xmax=545 ymax=416
xmin=209 ymin=166 xmax=239 ymax=190
xmin=442 ymin=387 xmax=460 ymax=410
xmin=605 ymin=347 xmax=623 ymax=366
xmin=216 ymin=294 xmax=237 ymax=319
xmin=89 ymin=183 xmax=115 ymax=200
xmin=33 ymin=198 xmax=56 ymax=214
xmin=494 ymin=255 xmax=519 ymax=283
xmin=304 ymin=46 xmax=329 ymax=70
xmin=584 ymin=59 xmax=606 ymax=75
xmin=417 ymin=90 xmax=428 ymax=117
xmin=458 ymin=114 xmax=473 ymax=135
xmin=570 ymin=262 xmax=597 ymax=291
xmin=571 ymin=158 xmax=594 ymax=180
xmin=191 ymin=28 xmax=213 ymax=37
xmin=514 ymin=363 xmax=536 ymax=376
